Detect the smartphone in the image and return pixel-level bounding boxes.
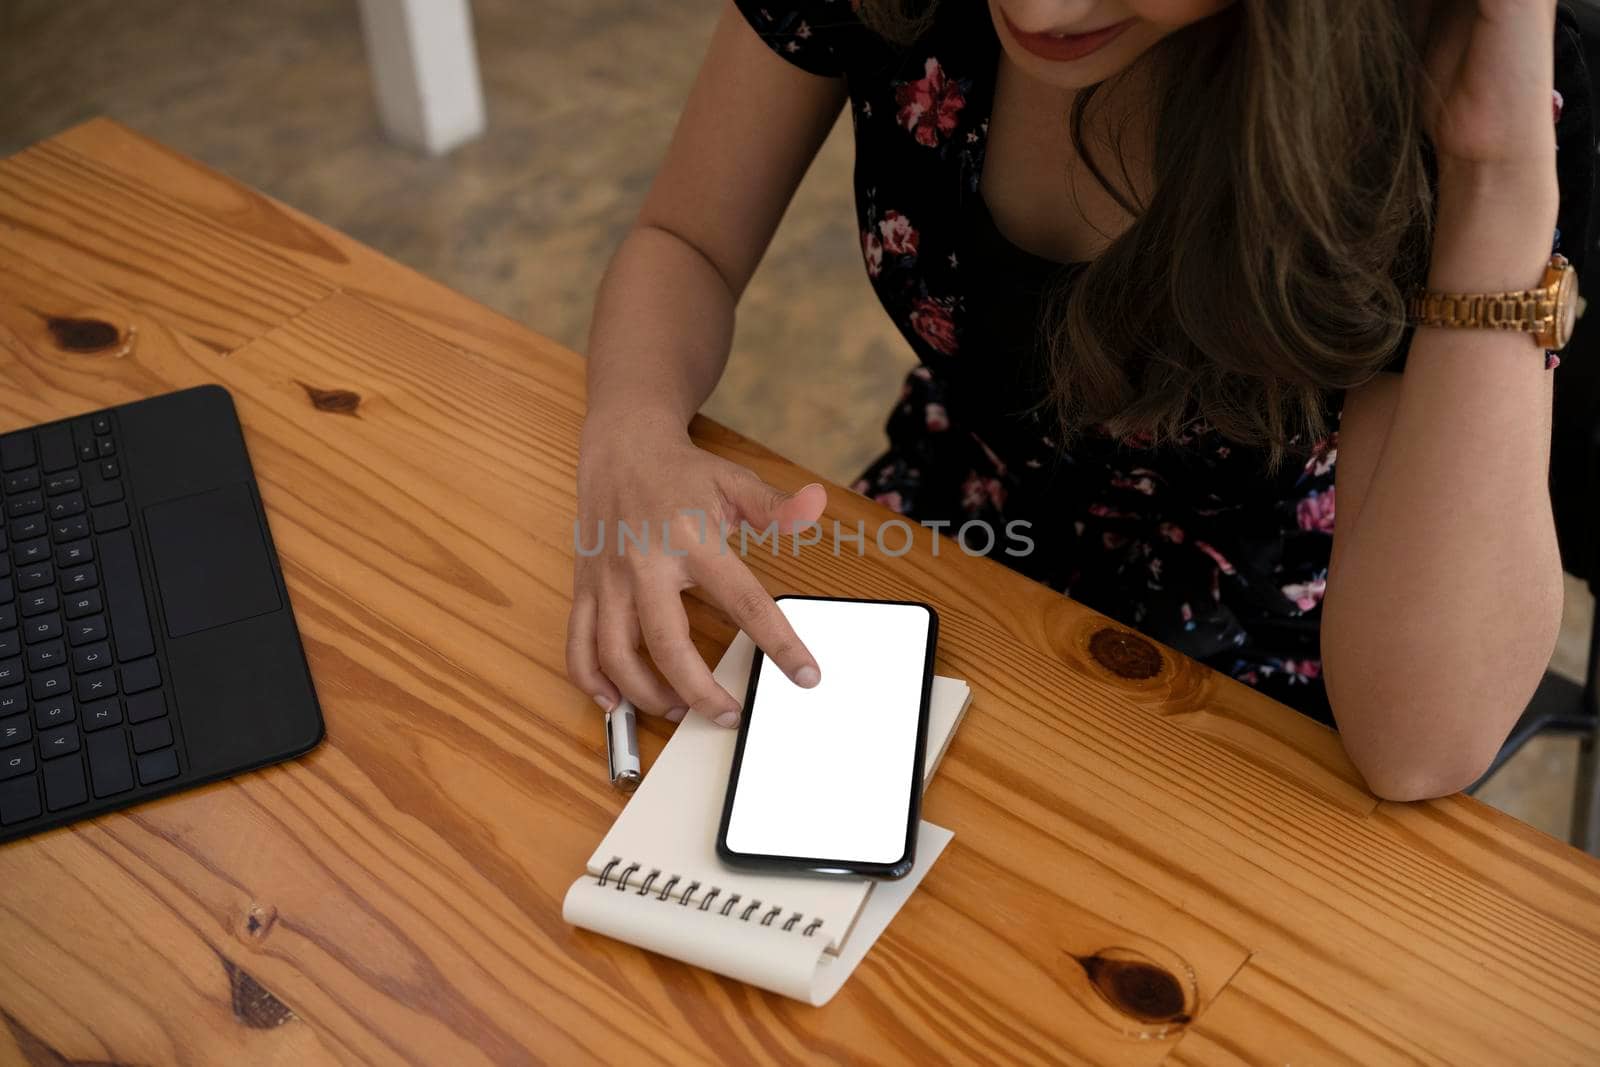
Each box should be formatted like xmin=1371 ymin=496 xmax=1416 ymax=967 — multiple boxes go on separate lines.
xmin=716 ymin=595 xmax=939 ymax=880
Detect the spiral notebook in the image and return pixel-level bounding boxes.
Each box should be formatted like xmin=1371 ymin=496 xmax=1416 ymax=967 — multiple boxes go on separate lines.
xmin=563 ymin=631 xmax=971 ymax=1006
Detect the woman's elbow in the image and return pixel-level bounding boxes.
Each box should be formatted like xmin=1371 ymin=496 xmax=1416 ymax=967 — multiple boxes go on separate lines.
xmin=1353 ymin=747 xmax=1497 ymax=803
xmin=1328 ymin=684 xmax=1511 ymax=802
xmin=1324 ymin=649 xmax=1553 ymax=803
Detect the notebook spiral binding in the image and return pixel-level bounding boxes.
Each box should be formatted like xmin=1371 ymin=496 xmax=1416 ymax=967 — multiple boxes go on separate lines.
xmin=597 ymin=856 xmax=824 ymax=937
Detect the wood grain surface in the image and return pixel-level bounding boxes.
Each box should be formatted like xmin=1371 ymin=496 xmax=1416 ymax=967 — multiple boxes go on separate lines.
xmin=0 ymin=120 xmax=1597 ymax=1066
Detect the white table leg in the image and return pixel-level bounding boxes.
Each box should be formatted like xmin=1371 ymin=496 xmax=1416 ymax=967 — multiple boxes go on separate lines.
xmin=356 ymin=0 xmax=487 ymax=156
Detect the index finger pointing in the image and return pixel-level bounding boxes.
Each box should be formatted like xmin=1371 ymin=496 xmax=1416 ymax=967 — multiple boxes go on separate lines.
xmin=694 ymin=552 xmax=820 ymax=689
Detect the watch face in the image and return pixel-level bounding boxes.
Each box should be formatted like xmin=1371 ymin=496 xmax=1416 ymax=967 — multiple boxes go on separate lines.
xmin=1557 ymin=268 xmax=1579 ymax=349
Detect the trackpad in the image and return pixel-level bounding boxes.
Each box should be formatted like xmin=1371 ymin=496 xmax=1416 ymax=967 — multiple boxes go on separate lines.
xmin=145 ymin=484 xmax=282 ymax=637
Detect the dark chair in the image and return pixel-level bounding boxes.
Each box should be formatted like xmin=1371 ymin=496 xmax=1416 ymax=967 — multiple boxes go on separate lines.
xmin=1468 ymin=589 xmax=1598 ymax=851
xmin=1467 ymin=5 xmax=1600 ymax=852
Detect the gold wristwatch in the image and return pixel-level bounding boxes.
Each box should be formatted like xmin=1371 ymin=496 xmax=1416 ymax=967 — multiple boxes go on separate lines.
xmin=1408 ymin=253 xmax=1581 ymax=352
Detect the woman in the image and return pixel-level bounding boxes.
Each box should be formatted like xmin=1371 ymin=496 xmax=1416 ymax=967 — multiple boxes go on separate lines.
xmin=567 ymin=0 xmax=1593 ymax=800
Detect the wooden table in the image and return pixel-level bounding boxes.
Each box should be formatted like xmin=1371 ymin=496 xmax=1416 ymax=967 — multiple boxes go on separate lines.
xmin=0 ymin=120 xmax=1597 ymax=1066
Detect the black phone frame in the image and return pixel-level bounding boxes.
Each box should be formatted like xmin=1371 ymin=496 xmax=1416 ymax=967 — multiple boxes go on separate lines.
xmin=715 ymin=594 xmax=939 ymax=880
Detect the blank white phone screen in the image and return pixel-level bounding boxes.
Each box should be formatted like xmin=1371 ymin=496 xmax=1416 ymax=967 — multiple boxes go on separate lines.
xmin=724 ymin=598 xmax=932 ymax=865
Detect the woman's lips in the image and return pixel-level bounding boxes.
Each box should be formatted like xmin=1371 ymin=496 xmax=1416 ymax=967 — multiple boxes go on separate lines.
xmin=1001 ymin=13 xmax=1135 ymax=63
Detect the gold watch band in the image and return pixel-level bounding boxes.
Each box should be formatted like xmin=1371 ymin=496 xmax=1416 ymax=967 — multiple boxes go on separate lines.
xmin=1406 ymin=288 xmax=1556 ymax=334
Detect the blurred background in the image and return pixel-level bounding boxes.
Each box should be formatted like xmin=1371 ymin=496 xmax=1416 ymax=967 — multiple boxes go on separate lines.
xmin=1 ymin=0 xmax=1593 ymax=849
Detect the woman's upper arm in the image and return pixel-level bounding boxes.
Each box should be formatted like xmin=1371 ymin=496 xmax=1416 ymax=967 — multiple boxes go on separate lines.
xmin=637 ymin=2 xmax=849 ymax=298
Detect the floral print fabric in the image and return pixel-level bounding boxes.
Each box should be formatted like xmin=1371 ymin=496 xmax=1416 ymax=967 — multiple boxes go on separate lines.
xmin=734 ymin=0 xmax=1593 ymax=725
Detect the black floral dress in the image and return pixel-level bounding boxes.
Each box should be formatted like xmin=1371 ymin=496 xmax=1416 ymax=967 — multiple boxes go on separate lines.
xmin=734 ymin=0 xmax=1594 ymax=724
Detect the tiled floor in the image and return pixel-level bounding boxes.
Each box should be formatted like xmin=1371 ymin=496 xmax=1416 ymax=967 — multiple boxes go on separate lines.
xmin=1 ymin=0 xmax=1592 ymax=849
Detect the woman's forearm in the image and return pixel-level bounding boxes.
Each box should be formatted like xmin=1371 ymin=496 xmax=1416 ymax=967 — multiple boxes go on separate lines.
xmin=1323 ymin=173 xmax=1565 ymax=799
xmin=585 ymin=224 xmax=739 ymax=433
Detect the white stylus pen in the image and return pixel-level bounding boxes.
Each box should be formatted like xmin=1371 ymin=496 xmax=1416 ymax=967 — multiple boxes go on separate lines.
xmin=604 ymin=701 xmax=642 ymax=794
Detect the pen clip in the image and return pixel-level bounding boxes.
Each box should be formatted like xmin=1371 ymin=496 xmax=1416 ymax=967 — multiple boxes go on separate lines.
xmin=604 ymin=709 xmax=620 ymax=784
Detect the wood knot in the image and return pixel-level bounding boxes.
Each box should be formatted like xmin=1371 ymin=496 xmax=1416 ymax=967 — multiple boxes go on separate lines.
xmin=244 ymin=902 xmax=278 ymax=941
xmin=297 ymin=381 xmax=362 ymax=416
xmin=1087 ymin=627 xmax=1163 ymax=680
xmin=1074 ymin=952 xmax=1190 ymax=1026
xmin=219 ymin=956 xmax=296 ymax=1029
xmin=45 ymin=315 xmax=124 ymax=353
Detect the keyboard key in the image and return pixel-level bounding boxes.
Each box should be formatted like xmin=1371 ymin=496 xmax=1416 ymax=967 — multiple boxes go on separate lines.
xmin=0 ymin=434 xmax=36 ymax=472
xmin=131 ymin=719 xmax=170 ymax=754
xmin=37 ymin=425 xmax=74 ymax=473
xmin=6 ymin=492 xmax=42 ymax=518
xmin=100 ymin=459 xmax=120 ymax=480
xmin=81 ymin=698 xmax=120 ymax=731
xmin=13 ymin=537 xmax=48 ymax=566
xmin=97 ymin=437 xmax=116 ymax=457
xmin=43 ymin=471 xmax=80 ymax=496
xmin=27 ymin=640 xmax=65 ymax=671
xmin=39 ymin=724 xmax=79 ymax=758
xmin=99 ymin=531 xmax=153 ymax=661
xmin=122 ymin=658 xmax=160 ymax=694
xmin=31 ymin=667 xmax=69 ymax=700
xmin=24 ymin=613 xmax=61 ymax=643
xmin=43 ymin=757 xmax=87 ymax=810
xmin=125 ymin=691 xmax=164 ymax=724
xmin=73 ymin=643 xmax=111 ymax=673
xmin=51 ymin=517 xmax=88 ymax=542
xmin=0 ymin=776 xmax=40 ymax=824
xmin=0 ymin=630 xmax=17 ymax=658
xmin=0 ymin=686 xmax=24 ymax=716
xmin=1 ymin=746 xmax=35 ymax=780
xmin=0 ymin=714 xmax=27 ymax=747
xmin=34 ymin=697 xmax=72 ymax=729
xmin=137 ymin=748 xmax=179 ymax=786
xmin=71 ymin=420 xmax=94 ymax=457
xmin=10 ymin=515 xmax=47 ymax=541
xmin=0 ymin=659 xmax=21 ymax=686
xmin=17 ymin=563 xmax=52 ymax=591
xmin=68 ymin=615 xmax=108 ymax=646
xmin=87 ymin=731 xmax=132 ymax=797
xmin=21 ymin=589 xmax=57 ymax=617
xmin=0 ymin=578 xmax=11 ymax=604
xmin=47 ymin=493 xmax=85 ymax=520
xmin=77 ymin=670 xmax=116 ymax=703
xmin=56 ymin=540 xmax=93 ymax=567
xmin=92 ymin=502 xmax=128 ymax=533
xmin=60 ymin=564 xmax=96 ymax=592
xmin=86 ymin=479 xmax=123 ymax=506
xmin=0 ymin=605 xmax=12 ymax=631
xmin=92 ymin=416 xmax=111 ymax=436
xmin=63 ymin=591 xmax=101 ymax=620
xmin=3 ymin=470 xmax=39 ymax=494
xmin=76 ymin=440 xmax=96 ymax=463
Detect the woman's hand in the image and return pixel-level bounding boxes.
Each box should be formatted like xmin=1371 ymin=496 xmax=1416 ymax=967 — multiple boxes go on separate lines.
xmin=1418 ymin=0 xmax=1560 ymax=291
xmin=1421 ymin=0 xmax=1559 ymax=192
xmin=565 ymin=409 xmax=825 ymax=727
